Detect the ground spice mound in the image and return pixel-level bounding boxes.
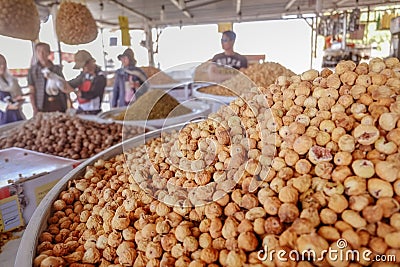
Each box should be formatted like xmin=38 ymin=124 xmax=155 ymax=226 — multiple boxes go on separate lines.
xmin=147 ymin=70 xmax=179 ymax=85
xmin=114 ymin=89 xmax=192 ymax=120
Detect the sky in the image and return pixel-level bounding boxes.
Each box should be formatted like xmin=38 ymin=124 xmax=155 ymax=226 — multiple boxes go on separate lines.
xmin=0 ymin=16 xmax=316 ymax=80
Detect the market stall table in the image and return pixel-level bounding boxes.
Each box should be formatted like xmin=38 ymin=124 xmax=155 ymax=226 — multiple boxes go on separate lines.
xmin=0 ymin=230 xmax=23 ymax=267
xmin=0 ymin=148 xmax=79 ymax=267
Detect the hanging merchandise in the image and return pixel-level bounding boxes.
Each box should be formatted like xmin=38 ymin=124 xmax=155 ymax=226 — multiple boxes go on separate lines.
xmin=0 ymin=0 xmax=40 ymax=41
xmin=376 ymin=12 xmax=382 ymax=30
xmin=218 ymin=22 xmax=233 ymax=33
xmin=381 ymin=11 xmax=396 ymax=30
xmin=118 ymin=16 xmax=131 ymax=46
xmin=317 ymin=17 xmax=328 ymax=36
xmin=56 ymin=0 xmax=98 ymax=45
xmin=348 ymin=8 xmax=361 ymax=32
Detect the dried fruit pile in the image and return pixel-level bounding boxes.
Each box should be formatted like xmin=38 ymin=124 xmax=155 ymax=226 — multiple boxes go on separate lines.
xmin=193 ymin=61 xmax=238 ymax=84
xmin=0 ymin=113 xmax=147 ymax=160
xmin=55 ymin=1 xmax=98 ymax=45
xmin=0 ymin=0 xmax=40 ymax=40
xmin=35 ymin=58 xmax=400 ymax=266
xmin=198 ymin=62 xmax=295 ymax=96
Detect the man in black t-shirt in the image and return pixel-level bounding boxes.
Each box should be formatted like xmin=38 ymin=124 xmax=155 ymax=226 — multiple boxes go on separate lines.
xmin=208 ymin=30 xmax=248 ymax=83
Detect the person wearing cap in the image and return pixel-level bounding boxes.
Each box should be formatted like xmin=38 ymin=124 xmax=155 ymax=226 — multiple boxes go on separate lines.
xmin=111 ymin=48 xmax=147 ymax=108
xmin=208 ymin=30 xmax=248 ymax=83
xmin=28 ymin=42 xmax=70 ymax=115
xmin=68 ymin=50 xmax=106 ymax=115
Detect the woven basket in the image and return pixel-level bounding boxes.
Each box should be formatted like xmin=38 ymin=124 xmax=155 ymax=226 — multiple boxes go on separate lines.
xmin=0 ymin=0 xmax=40 ymax=41
xmin=56 ymin=0 xmax=98 ymax=45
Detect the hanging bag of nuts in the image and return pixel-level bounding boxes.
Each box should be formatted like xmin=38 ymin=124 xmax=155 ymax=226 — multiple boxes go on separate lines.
xmin=55 ymin=0 xmax=98 ymax=45
xmin=0 ymin=0 xmax=40 ymax=41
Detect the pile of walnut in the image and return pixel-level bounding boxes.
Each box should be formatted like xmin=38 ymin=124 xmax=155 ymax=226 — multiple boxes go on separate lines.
xmin=35 ymin=58 xmax=400 ymax=267
xmin=0 ymin=112 xmax=146 ymax=160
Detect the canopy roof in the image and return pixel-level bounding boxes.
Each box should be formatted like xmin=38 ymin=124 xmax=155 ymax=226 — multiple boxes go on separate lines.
xmin=35 ymin=0 xmax=400 ymax=29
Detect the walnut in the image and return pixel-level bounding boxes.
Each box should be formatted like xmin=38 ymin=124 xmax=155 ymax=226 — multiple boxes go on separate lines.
xmin=293 ymin=135 xmax=313 ymax=155
xmin=145 ymin=242 xmax=163 ymax=259
xmin=141 ymin=223 xmax=157 ymax=239
xmin=368 ymin=178 xmax=394 ymax=198
xmin=116 ymin=241 xmax=136 ymax=266
xmin=82 ymin=247 xmax=101 ymax=264
xmin=221 ymin=216 xmax=239 ymax=239
xmin=53 ymin=200 xmax=67 ymax=211
xmin=226 ymin=250 xmax=246 ymax=267
xmin=63 ymin=251 xmax=84 ymax=264
xmin=161 ymin=233 xmax=177 ymax=252
xmin=278 ymin=203 xmax=299 ymax=223
xmin=107 ymin=231 xmax=122 ymax=248
xmin=38 ymin=256 xmax=65 ymax=267
xmin=353 ymin=124 xmax=380 ymax=145
xmin=175 ymin=223 xmax=192 ymax=242
xmin=328 ymin=194 xmax=348 ymax=213
xmin=52 ymin=243 xmax=69 ymax=257
xmin=278 ymin=186 xmax=298 ymax=203
xmin=183 ymin=236 xmax=199 ymax=252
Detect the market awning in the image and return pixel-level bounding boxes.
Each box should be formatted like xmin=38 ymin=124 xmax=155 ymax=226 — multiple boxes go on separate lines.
xmin=35 ymin=0 xmax=400 ymax=29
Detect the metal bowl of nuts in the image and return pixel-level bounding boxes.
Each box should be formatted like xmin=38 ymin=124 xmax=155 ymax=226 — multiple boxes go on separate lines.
xmin=0 ymin=113 xmax=155 ymax=160
xmin=15 ymin=122 xmax=192 ymax=267
xmin=15 ymin=57 xmax=400 ymax=267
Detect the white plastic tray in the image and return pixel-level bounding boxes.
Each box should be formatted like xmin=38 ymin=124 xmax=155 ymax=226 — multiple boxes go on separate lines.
xmin=0 ymin=148 xmax=78 ymax=188
xmin=98 ymin=100 xmax=210 ymax=128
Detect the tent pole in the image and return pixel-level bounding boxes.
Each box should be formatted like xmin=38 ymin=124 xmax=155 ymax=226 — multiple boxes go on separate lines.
xmin=51 ymin=3 xmax=62 ymax=65
xmin=145 ymin=23 xmax=155 ymax=67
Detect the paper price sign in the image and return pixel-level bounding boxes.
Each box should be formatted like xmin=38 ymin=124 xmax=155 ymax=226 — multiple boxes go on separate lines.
xmin=119 ymin=16 xmax=131 ymax=46
xmin=218 ymin=22 xmax=233 ymax=33
xmin=0 ymin=195 xmax=24 ymax=232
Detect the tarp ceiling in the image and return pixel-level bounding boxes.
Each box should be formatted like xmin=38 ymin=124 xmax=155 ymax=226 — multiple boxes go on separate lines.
xmin=35 ymin=0 xmax=400 ymax=29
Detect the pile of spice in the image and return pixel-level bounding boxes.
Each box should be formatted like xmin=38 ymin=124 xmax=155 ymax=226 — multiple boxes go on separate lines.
xmin=140 ymin=66 xmax=161 ymax=78
xmin=113 ymin=89 xmax=192 ymax=121
xmin=147 ymin=69 xmax=179 ymax=85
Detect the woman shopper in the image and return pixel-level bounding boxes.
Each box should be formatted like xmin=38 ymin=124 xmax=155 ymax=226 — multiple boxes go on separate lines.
xmin=111 ymin=48 xmax=147 ymax=108
xmin=0 ymin=54 xmax=25 ymax=125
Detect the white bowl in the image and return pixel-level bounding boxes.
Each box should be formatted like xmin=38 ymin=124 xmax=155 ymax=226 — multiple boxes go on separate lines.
xmin=192 ymin=86 xmax=237 ymax=113
xmin=98 ymin=100 xmax=211 ymax=128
